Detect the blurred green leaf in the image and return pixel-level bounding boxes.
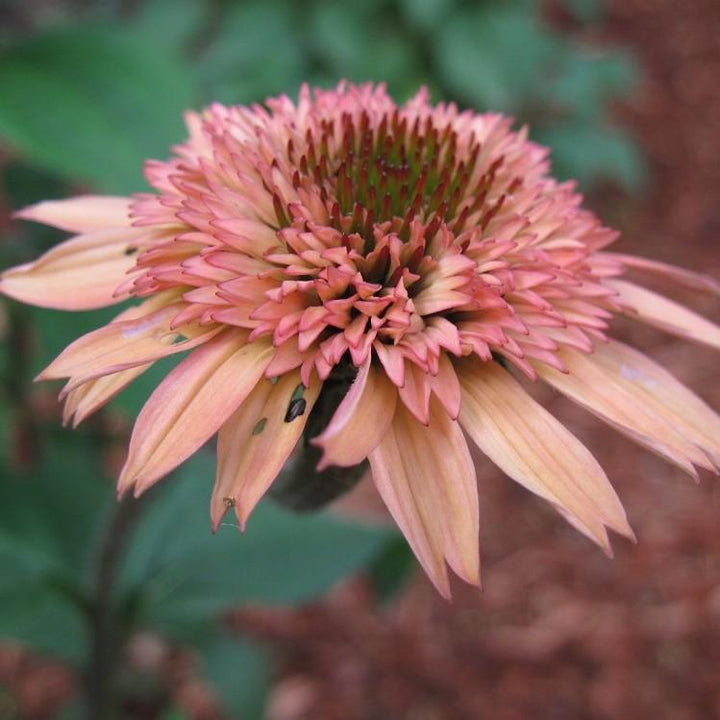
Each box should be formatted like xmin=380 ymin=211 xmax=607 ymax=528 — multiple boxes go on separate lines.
xmin=132 ymin=0 xmax=206 ymax=53
xmin=0 ymin=433 xmax=112 ymax=579
xmin=198 ymin=634 xmax=270 ymax=718
xmin=368 ymin=534 xmax=416 ymax=603
xmin=119 ymin=451 xmax=393 ymax=638
xmin=549 ymin=52 xmax=637 ymax=121
xmin=559 ymin=0 xmax=606 ymax=24
xmin=0 ymin=582 xmax=87 ymax=662
xmin=435 ymin=3 xmax=558 ymax=113
xmin=0 ymin=27 xmax=193 ymax=193
xmin=195 ymin=1 xmax=305 ymax=105
xmin=0 ymin=432 xmax=112 ymax=661
xmin=156 ymin=708 xmax=192 ymax=720
xmin=400 ymin=0 xmax=455 ymax=31
xmin=56 ymin=699 xmax=84 ymax=720
xmin=537 ymin=123 xmax=645 ymax=191
xmin=308 ymin=1 xmax=419 ymax=92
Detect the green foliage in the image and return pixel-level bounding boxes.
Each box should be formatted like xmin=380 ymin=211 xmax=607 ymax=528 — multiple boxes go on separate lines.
xmin=197 ymin=634 xmax=270 ymax=718
xmin=119 ymin=452 xmax=393 ymax=639
xmin=0 ymin=435 xmax=111 ymax=662
xmin=368 ymin=534 xmax=417 ymax=603
xmin=0 ymin=26 xmax=192 ymax=193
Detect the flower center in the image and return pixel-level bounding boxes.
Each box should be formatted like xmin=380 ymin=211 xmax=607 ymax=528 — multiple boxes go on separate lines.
xmin=283 ymin=110 xmax=517 ymax=248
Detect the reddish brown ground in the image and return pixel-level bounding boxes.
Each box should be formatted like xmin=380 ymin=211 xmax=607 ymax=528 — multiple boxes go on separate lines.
xmin=3 ymin=1 xmax=720 ymax=718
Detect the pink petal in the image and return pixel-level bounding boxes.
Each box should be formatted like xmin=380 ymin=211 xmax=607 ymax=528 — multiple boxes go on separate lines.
xmin=607 ymin=278 xmax=720 ymax=351
xmin=312 ymin=359 xmax=397 ymax=470
xmin=118 ymin=332 xmax=273 ymax=496
xmin=430 ymin=353 xmax=462 ymax=419
xmin=457 ymin=358 xmax=633 ymax=550
xmin=212 ymin=370 xmax=322 ymax=530
xmin=14 ymin=196 xmax=132 ymax=232
xmin=580 ymin=339 xmax=720 ymax=468
xmin=0 ymin=228 xmax=146 ymax=310
xmin=397 ymin=362 xmax=432 ymax=424
xmin=39 ymin=300 xmax=220 ymax=385
xmin=535 ymin=347 xmax=714 ymax=477
xmin=369 ymin=399 xmax=480 ymax=597
xmin=62 ymin=363 xmax=151 ymax=427
xmin=605 ymin=253 xmax=720 ymax=295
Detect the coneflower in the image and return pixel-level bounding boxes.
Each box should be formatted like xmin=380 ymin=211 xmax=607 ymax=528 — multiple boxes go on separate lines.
xmin=3 ymin=83 xmax=718 ymax=597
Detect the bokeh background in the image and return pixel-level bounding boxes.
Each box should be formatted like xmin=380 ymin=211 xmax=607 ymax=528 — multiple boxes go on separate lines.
xmin=0 ymin=0 xmax=719 ymax=718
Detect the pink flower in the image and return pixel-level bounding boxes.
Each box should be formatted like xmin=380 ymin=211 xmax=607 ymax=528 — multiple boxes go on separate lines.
xmin=3 ymin=83 xmax=719 ymax=597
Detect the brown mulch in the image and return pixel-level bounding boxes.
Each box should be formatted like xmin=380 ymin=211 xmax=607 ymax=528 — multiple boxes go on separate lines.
xmin=3 ymin=1 xmax=720 ymax=718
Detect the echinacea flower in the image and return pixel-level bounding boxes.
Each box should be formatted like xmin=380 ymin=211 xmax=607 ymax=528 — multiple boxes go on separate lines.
xmin=3 ymin=82 xmax=719 ymax=597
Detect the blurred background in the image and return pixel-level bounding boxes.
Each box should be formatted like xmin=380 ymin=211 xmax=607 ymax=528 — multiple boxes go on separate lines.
xmin=0 ymin=0 xmax=719 ymax=718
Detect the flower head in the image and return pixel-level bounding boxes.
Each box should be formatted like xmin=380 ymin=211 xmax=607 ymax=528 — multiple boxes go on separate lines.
xmin=3 ymin=83 xmax=719 ymax=597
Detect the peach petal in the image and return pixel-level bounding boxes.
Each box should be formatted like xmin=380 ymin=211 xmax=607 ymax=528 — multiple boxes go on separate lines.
xmin=212 ymin=370 xmax=322 ymax=530
xmin=458 ymin=359 xmax=632 ymax=550
xmin=369 ymin=399 xmax=480 ymax=597
xmin=312 ymin=360 xmax=397 ymax=470
xmin=14 ymin=196 xmax=131 ymax=232
xmin=430 ymin=354 xmax=462 ymax=419
xmin=39 ymin=301 xmax=220 ymax=385
xmin=607 ymin=278 xmax=720 ymax=351
xmin=580 ymin=340 xmax=720 ymax=468
xmin=62 ymin=363 xmax=151 ymax=427
xmin=397 ymin=362 xmax=432 ymax=424
xmin=119 ymin=331 xmax=273 ymax=496
xmin=0 ymin=228 xmax=147 ymax=310
xmin=536 ymin=348 xmax=714 ymax=476
xmin=605 ymin=253 xmax=720 ymax=295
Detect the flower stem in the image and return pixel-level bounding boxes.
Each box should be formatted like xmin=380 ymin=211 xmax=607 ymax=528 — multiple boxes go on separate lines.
xmin=269 ymin=362 xmax=367 ymax=511
xmin=84 ymin=495 xmax=145 ymax=720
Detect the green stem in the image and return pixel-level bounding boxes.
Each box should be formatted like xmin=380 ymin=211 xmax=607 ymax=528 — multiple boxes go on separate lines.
xmin=84 ymin=495 xmax=145 ymax=720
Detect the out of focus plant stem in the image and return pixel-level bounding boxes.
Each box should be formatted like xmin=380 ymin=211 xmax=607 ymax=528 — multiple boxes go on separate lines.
xmin=85 ymin=495 xmax=146 ymax=720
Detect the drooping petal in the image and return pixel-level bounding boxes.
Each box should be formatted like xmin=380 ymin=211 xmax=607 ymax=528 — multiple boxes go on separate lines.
xmin=118 ymin=332 xmax=273 ymax=496
xmin=0 ymin=228 xmax=147 ymax=310
xmin=577 ymin=340 xmax=720 ymax=468
xmin=607 ymin=278 xmax=720 ymax=351
xmin=62 ymin=363 xmax=151 ymax=427
xmin=535 ymin=347 xmax=715 ymax=476
xmin=605 ymin=253 xmax=720 ymax=295
xmin=212 ymin=370 xmax=322 ymax=530
xmin=312 ymin=359 xmax=397 ymax=470
xmin=38 ymin=301 xmax=220 ymax=385
xmin=369 ymin=398 xmax=480 ymax=597
xmin=457 ymin=358 xmax=633 ymax=550
xmin=14 ymin=196 xmax=132 ymax=232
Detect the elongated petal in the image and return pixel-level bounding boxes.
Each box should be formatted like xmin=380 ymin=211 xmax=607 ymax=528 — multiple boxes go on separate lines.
xmin=312 ymin=360 xmax=397 ymax=469
xmin=607 ymin=278 xmax=720 ymax=351
xmin=0 ymin=228 xmax=146 ymax=310
xmin=430 ymin=353 xmax=462 ymax=419
xmin=457 ymin=359 xmax=632 ymax=550
xmin=212 ymin=371 xmax=322 ymax=530
xmin=536 ymin=347 xmax=714 ymax=476
xmin=14 ymin=196 xmax=131 ymax=232
xmin=39 ymin=302 xmax=219 ymax=384
xmin=118 ymin=332 xmax=273 ymax=496
xmin=62 ymin=363 xmax=151 ymax=427
xmin=605 ymin=253 xmax=720 ymax=295
xmin=578 ymin=340 xmax=720 ymax=468
xmin=369 ymin=399 xmax=480 ymax=597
